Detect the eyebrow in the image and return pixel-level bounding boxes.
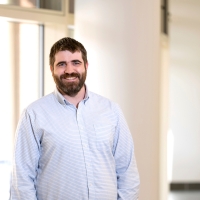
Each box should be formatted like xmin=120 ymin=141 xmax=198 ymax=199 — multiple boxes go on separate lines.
xmin=71 ymin=59 xmax=82 ymax=63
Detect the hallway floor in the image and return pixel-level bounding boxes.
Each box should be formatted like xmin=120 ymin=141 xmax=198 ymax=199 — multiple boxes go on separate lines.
xmin=169 ymin=191 xmax=200 ymax=200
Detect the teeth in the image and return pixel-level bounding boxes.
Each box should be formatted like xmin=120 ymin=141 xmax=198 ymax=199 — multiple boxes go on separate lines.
xmin=66 ymin=77 xmax=76 ymax=80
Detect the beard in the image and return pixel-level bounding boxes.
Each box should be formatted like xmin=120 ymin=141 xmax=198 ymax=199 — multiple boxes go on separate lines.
xmin=53 ymin=69 xmax=87 ymax=97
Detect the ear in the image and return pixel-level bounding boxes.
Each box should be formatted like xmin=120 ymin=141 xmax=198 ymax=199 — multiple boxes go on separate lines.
xmin=50 ymin=65 xmax=53 ymax=72
xmin=85 ymin=62 xmax=89 ymax=70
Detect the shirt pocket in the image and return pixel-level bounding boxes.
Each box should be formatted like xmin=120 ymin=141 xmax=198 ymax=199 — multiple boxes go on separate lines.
xmin=94 ymin=123 xmax=115 ymax=151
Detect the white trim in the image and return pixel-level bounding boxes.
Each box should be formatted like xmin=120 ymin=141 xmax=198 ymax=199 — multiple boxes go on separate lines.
xmin=39 ymin=24 xmax=44 ymax=98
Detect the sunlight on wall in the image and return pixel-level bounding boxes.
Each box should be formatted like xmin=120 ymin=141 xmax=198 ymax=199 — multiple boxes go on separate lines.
xmin=0 ymin=20 xmax=13 ymax=162
xmin=0 ymin=18 xmax=40 ymax=200
xmin=0 ymin=20 xmax=13 ymax=200
xmin=19 ymin=23 xmax=39 ymax=114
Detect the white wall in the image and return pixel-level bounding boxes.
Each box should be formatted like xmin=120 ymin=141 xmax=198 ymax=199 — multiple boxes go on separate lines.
xmin=170 ymin=0 xmax=200 ymax=182
xmin=75 ymin=1 xmax=168 ymax=200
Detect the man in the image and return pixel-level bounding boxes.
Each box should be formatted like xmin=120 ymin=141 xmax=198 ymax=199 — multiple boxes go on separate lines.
xmin=11 ymin=37 xmax=140 ymax=200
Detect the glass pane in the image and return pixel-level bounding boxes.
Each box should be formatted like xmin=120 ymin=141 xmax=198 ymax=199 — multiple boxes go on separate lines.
xmin=0 ymin=18 xmax=41 ymax=200
xmin=68 ymin=0 xmax=74 ymax=13
xmin=40 ymin=0 xmax=62 ymax=11
xmin=0 ymin=0 xmax=62 ymax=11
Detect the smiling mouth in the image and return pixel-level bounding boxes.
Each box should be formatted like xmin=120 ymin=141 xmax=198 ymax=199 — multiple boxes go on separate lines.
xmin=61 ymin=73 xmax=79 ymax=79
xmin=62 ymin=76 xmax=78 ymax=82
xmin=65 ymin=77 xmax=77 ymax=80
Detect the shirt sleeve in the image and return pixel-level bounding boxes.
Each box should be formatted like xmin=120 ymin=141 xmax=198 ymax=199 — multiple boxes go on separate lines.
xmin=10 ymin=109 xmax=40 ymax=200
xmin=112 ymin=104 xmax=140 ymax=200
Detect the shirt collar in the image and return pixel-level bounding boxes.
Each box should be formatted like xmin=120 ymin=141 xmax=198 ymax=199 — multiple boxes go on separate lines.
xmin=54 ymin=85 xmax=90 ymax=106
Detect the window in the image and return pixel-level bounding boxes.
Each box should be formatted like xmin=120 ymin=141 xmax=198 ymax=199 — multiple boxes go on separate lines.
xmin=0 ymin=0 xmax=63 ymax=11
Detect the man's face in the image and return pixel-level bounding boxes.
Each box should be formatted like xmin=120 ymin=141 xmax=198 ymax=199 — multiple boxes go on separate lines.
xmin=51 ymin=50 xmax=88 ymax=97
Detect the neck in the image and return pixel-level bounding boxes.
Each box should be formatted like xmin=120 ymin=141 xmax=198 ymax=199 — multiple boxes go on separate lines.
xmin=60 ymin=85 xmax=86 ymax=108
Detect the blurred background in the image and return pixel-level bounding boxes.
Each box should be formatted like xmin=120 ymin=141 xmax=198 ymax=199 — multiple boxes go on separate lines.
xmin=0 ymin=0 xmax=199 ymax=200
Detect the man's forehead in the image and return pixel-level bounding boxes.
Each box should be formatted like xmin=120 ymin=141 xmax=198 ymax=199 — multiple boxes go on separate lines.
xmin=56 ymin=50 xmax=81 ymax=55
xmin=55 ymin=50 xmax=83 ymax=60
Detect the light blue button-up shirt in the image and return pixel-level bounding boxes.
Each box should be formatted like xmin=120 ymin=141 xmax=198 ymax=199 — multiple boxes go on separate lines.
xmin=11 ymin=86 xmax=140 ymax=200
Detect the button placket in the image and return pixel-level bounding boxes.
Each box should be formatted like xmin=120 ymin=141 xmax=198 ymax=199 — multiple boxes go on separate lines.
xmin=76 ymin=105 xmax=95 ymax=199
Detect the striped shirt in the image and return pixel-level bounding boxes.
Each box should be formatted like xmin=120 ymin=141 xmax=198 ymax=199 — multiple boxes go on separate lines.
xmin=10 ymin=86 xmax=140 ymax=200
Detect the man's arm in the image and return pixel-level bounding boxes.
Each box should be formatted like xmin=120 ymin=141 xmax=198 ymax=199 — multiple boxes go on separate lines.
xmin=10 ymin=110 xmax=40 ymax=200
xmin=112 ymin=104 xmax=140 ymax=200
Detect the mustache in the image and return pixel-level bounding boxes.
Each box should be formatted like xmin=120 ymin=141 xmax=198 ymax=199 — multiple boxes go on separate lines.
xmin=60 ymin=73 xmax=80 ymax=79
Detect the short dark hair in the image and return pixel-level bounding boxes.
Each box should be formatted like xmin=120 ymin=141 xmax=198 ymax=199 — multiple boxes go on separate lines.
xmin=49 ymin=37 xmax=88 ymax=66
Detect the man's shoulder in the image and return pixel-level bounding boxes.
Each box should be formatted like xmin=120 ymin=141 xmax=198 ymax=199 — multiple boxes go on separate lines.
xmin=25 ymin=92 xmax=55 ymax=112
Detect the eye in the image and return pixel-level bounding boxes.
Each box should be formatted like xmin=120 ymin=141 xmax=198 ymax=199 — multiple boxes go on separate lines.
xmin=72 ymin=61 xmax=81 ymax=66
xmin=57 ymin=62 xmax=66 ymax=67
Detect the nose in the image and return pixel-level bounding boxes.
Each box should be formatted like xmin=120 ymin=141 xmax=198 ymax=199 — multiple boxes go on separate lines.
xmin=64 ymin=62 xmax=74 ymax=74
